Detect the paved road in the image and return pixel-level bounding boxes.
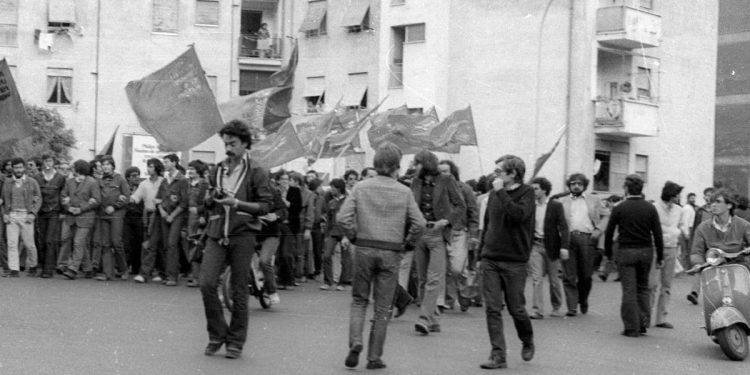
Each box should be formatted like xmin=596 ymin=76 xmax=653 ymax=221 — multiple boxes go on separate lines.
xmin=0 ymin=273 xmax=747 ymax=374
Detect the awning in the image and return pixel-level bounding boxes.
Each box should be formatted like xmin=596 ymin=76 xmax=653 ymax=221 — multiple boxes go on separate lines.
xmin=304 ymin=76 xmax=326 ymax=97
xmin=240 ymin=70 xmax=273 ymax=93
xmin=48 ymin=0 xmax=76 ymax=24
xmin=242 ymin=0 xmax=278 ymax=12
xmin=299 ymin=1 xmax=327 ymax=32
xmin=341 ymin=1 xmax=370 ymax=27
xmin=341 ymin=73 xmax=368 ymax=106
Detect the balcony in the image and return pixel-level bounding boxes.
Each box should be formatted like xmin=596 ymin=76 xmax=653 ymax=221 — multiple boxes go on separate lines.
xmin=238 ymin=34 xmax=283 ymax=67
xmin=596 ymin=6 xmax=661 ymax=49
xmin=594 ymin=98 xmax=658 ymax=138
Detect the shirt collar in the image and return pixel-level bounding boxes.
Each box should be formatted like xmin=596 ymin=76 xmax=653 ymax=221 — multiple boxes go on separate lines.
xmin=13 ymin=174 xmax=26 ymax=183
xmin=713 ymin=216 xmax=732 ymax=233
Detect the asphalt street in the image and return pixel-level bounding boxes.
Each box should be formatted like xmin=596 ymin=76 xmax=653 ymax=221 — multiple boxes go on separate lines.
xmin=0 ymin=272 xmax=748 ymax=375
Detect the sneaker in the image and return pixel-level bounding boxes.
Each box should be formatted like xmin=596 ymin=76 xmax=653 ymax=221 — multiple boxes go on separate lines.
xmin=269 ymin=293 xmax=280 ymax=305
xmin=165 ymin=279 xmax=177 ymax=286
xmin=550 ymin=309 xmax=564 ymax=317
xmin=414 ymin=320 xmax=430 ymax=335
xmin=529 ymin=312 xmax=544 ymax=320
xmin=133 ymin=274 xmax=146 ymax=283
xmin=320 ymin=284 xmax=331 ymax=290
xmin=186 ymin=279 xmax=200 ymax=288
xmin=95 ymin=274 xmax=109 ymax=281
xmin=152 ymin=275 xmax=163 ymax=283
xmin=335 ymin=285 xmax=345 ymax=291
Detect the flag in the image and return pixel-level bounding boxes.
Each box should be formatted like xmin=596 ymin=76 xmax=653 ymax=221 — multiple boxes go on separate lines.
xmin=97 ymin=125 xmax=120 ymax=156
xmin=269 ymin=41 xmax=298 ymax=87
xmin=294 ymin=111 xmax=336 ymax=161
xmin=249 ymin=119 xmax=305 ymax=168
xmin=125 ymin=46 xmax=223 ymax=151
xmin=430 ymin=106 xmax=477 ymax=153
xmin=0 ymin=59 xmax=33 ymax=158
xmin=367 ymin=107 xmax=438 ymax=154
xmin=532 ymin=129 xmax=566 ymax=177
xmin=218 ymin=86 xmax=292 ymax=133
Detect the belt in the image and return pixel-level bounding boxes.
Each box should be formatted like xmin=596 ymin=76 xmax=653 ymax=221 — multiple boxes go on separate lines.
xmin=534 ymin=236 xmax=544 ymax=243
xmin=571 ymin=230 xmax=591 ymax=236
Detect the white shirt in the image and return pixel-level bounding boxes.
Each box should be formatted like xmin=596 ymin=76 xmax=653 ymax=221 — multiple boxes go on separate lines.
xmin=131 ymin=176 xmax=164 ymax=211
xmin=535 ymin=198 xmax=547 ymax=239
xmin=681 ymin=204 xmax=696 ymax=237
xmin=569 ymin=194 xmax=594 ymax=233
xmin=654 ymin=200 xmax=684 ymax=248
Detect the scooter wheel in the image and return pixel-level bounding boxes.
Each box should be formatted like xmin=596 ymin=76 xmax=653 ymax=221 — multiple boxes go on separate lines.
xmin=716 ymin=324 xmax=749 ymax=361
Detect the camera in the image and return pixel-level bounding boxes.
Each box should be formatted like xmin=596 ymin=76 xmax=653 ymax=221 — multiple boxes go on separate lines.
xmin=212 ymin=188 xmax=227 ymax=200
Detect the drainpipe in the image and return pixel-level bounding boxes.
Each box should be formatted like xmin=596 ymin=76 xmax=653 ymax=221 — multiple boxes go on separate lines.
xmin=93 ymin=0 xmax=101 ymax=156
xmin=533 ymin=0 xmax=555 ymax=164
xmin=563 ymin=0 xmax=574 ymax=180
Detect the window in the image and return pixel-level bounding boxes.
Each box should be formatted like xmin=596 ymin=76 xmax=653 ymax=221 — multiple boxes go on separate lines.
xmin=342 ymin=1 xmax=370 ymax=33
xmin=405 ymin=23 xmax=425 ymax=43
xmin=47 ymin=68 xmax=73 ymax=105
xmin=639 ymin=0 xmax=653 ymax=10
xmin=239 ymin=70 xmax=273 ymax=96
xmin=48 ymin=0 xmax=76 ymax=30
xmin=300 ymin=1 xmax=327 ymax=38
xmin=342 ymin=73 xmax=368 ymax=109
xmin=304 ymin=76 xmax=326 ymax=113
xmin=609 ymin=82 xmax=618 ymax=99
xmin=0 ymin=0 xmax=18 ymax=47
xmin=594 ymin=151 xmax=611 ymax=192
xmin=305 ymin=93 xmax=325 ymax=113
xmin=636 ymin=67 xmax=651 ymax=99
xmin=153 ymin=0 xmax=179 ymax=33
xmin=206 ymin=75 xmax=217 ymax=94
xmin=389 ymin=26 xmax=405 ymax=87
xmin=406 ymin=107 xmax=423 ymax=115
xmin=195 ymin=0 xmax=219 ymax=26
xmin=635 ymin=154 xmax=648 ymax=183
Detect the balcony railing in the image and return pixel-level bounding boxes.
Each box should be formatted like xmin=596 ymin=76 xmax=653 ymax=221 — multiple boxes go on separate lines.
xmin=596 ymin=6 xmax=661 ymax=49
xmin=239 ymin=34 xmax=282 ymax=59
xmin=594 ymin=98 xmax=658 ymax=138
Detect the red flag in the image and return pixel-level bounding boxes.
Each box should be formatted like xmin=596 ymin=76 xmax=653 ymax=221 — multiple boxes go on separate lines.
xmin=0 ymin=59 xmax=33 ymax=157
xmin=249 ymin=119 xmax=306 ymax=168
xmin=367 ymin=107 xmax=439 ymax=154
xmin=269 ymin=41 xmax=298 ymax=87
xmin=532 ymin=129 xmax=566 ymax=177
xmin=218 ymin=86 xmax=292 ymax=133
xmin=125 ymin=46 xmax=223 ymax=151
xmin=97 ymin=125 xmax=120 ymax=156
xmin=430 ymin=106 xmax=477 ymax=153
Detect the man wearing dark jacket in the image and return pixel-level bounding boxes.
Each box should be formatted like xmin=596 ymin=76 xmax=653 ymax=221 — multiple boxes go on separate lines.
xmin=480 ymin=155 xmax=536 ymax=369
xmin=95 ymin=156 xmax=130 ymax=281
xmin=34 ymin=154 xmax=67 ymax=278
xmin=528 ymin=177 xmax=569 ymax=319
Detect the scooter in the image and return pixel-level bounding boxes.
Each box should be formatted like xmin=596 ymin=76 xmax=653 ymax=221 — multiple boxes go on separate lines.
xmin=688 ymin=247 xmax=750 ymax=361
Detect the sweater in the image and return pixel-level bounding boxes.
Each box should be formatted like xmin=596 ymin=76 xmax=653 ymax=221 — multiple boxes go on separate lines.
xmin=604 ymin=196 xmax=664 ymax=261
xmin=481 ymin=184 xmax=535 ymax=263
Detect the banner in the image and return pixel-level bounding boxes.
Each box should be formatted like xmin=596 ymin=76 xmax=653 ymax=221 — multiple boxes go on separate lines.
xmin=269 ymin=41 xmax=298 ymax=87
xmin=249 ymin=119 xmax=305 ymax=168
xmin=532 ymin=128 xmax=566 ymax=177
xmin=125 ymin=46 xmax=223 ymax=151
xmin=218 ymin=86 xmax=292 ymax=133
xmin=430 ymin=106 xmax=477 ymax=153
xmin=0 ymin=58 xmax=33 ymax=158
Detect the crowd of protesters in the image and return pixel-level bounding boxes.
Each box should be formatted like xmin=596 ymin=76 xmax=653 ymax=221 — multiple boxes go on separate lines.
xmin=1 ymin=121 xmax=746 ymax=369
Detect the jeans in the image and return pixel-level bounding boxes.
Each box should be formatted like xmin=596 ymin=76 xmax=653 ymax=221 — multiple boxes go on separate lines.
xmin=528 ymin=242 xmax=563 ymax=315
xmin=99 ymin=217 xmax=127 ymax=279
xmin=349 ymin=247 xmax=402 ymax=362
xmin=276 ymin=223 xmax=296 ymax=287
xmin=58 ymin=221 xmax=92 ymax=273
xmin=562 ymin=232 xmax=595 ymax=313
xmin=123 ymin=214 xmax=144 ymax=275
xmin=415 ymin=228 xmax=447 ymax=326
xmin=6 ymin=212 xmax=37 ymax=271
xmin=200 ymin=234 xmax=255 ymax=350
xmin=323 ymin=236 xmax=352 ymax=286
xmin=397 ymin=251 xmax=414 ymax=290
xmin=161 ymin=214 xmax=186 ymax=281
xmin=37 ymin=214 xmax=61 ymax=274
xmin=140 ymin=211 xmax=165 ymax=277
xmin=615 ymin=246 xmax=653 ymax=333
xmin=443 ymin=230 xmax=469 ymax=306
xmin=649 ymin=246 xmax=677 ymax=325
xmin=259 ymin=236 xmax=279 ymax=294
xmin=482 ymin=258 xmax=533 ymax=361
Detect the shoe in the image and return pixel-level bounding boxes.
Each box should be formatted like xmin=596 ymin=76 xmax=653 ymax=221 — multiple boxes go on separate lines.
xmin=580 ymin=302 xmax=589 ymax=314
xmin=186 ymin=279 xmax=200 ymax=288
xmin=521 ymin=342 xmax=535 ymax=361
xmin=335 ymin=285 xmax=346 ymax=291
xmin=269 ymin=293 xmax=280 ymax=305
xmin=458 ymin=296 xmax=471 ymax=312
xmin=319 ymin=284 xmax=331 ymax=290
xmin=56 ymin=267 xmax=64 ymax=275
xmin=566 ymin=311 xmax=577 ymax=317
xmin=414 ymin=321 xmax=430 ymax=335
xmin=640 ymin=327 xmax=648 ymax=336
xmin=655 ymin=322 xmax=674 ymax=329
xmin=84 ymin=271 xmax=94 ymax=279
xmin=204 ymin=341 xmax=224 ymax=356
xmin=429 ymin=324 xmax=441 ymax=333
xmin=152 ymin=275 xmax=163 ymax=283
xmin=344 ymin=343 xmax=362 ymax=368
xmin=480 ymin=360 xmax=508 ymax=369
xmin=40 ymin=273 xmax=52 ymax=279
xmin=165 ymin=280 xmax=177 ymax=286
xmin=550 ymin=309 xmax=564 ymax=317
xmin=120 ymin=272 xmax=129 ymax=281
xmin=472 ymin=300 xmax=483 ymax=308
xmin=529 ymin=312 xmax=544 ymax=320
xmin=621 ymin=330 xmax=640 ymax=338
xmin=133 ymin=275 xmax=146 ymax=283
xmin=224 ymin=345 xmax=242 ymax=359
xmin=26 ymin=267 xmax=37 ymax=277
xmin=62 ymin=269 xmax=76 ymax=280
xmin=366 ymin=359 xmax=387 ymax=370
xmin=394 ymin=295 xmax=413 ymax=318
xmin=687 ymin=292 xmax=699 ymax=305
xmin=95 ymin=274 xmax=109 ymax=281
xmin=9 ymin=270 xmax=19 ymax=278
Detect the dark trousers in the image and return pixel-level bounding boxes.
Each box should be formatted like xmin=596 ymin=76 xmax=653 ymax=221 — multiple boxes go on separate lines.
xmin=123 ymin=214 xmax=144 ymax=275
xmin=161 ymin=214 xmax=186 ymax=282
xmin=349 ymin=247 xmax=402 ymax=362
xmin=322 ymin=236 xmax=352 ymax=286
xmin=482 ymin=259 xmax=533 ymax=361
xmin=99 ymin=217 xmax=127 ymax=279
xmin=200 ymin=234 xmax=255 ymax=350
xmin=37 ymin=215 xmax=60 ymax=274
xmin=562 ymin=232 xmax=595 ymax=312
xmin=276 ymin=223 xmax=296 ymax=287
xmin=140 ymin=211 xmax=164 ymax=277
xmin=615 ymin=246 xmax=653 ymax=333
xmin=311 ymin=229 xmax=324 ymax=275
xmin=0 ymin=221 xmax=6 ymax=271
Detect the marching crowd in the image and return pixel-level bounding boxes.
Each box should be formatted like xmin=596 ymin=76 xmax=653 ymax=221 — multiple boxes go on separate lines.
xmin=1 ymin=119 xmax=747 ymax=369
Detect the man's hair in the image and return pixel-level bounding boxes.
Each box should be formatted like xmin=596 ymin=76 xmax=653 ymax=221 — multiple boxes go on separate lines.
xmin=163 ymin=153 xmax=180 ymax=165
xmin=373 ymin=142 xmax=402 ymax=176
xmin=343 ymin=169 xmax=359 ymax=181
xmin=290 ymin=172 xmax=305 ymax=186
xmin=566 ymin=173 xmax=590 ymax=190
xmin=531 ymin=176 xmax=552 ymax=196
xmin=10 ymin=157 xmax=24 ymax=168
xmin=624 ymin=174 xmax=644 ymax=196
xmin=687 ymin=192 xmax=696 ymax=199
xmin=414 ymin=150 xmax=439 ymax=177
xmin=736 ymin=195 xmax=749 ymax=211
xmin=361 ymin=167 xmax=376 ymax=178
xmin=273 ymin=169 xmax=289 ymax=181
xmin=465 ymin=179 xmax=478 ymax=192
xmin=41 ymin=154 xmax=55 ymax=162
xmin=147 ymin=158 xmax=164 ymax=175
xmin=219 ymin=120 xmax=253 ymax=147
xmin=495 ymin=155 xmax=526 ymax=183
xmin=73 ymin=160 xmax=91 ymax=176
xmin=100 ymin=155 xmax=116 ymax=169
xmin=438 ymin=159 xmax=460 ymax=181
xmin=607 ymin=194 xmax=622 ymax=204
xmin=125 ymin=166 xmax=141 ymax=178
xmin=660 ymin=181 xmax=683 ymax=202
xmin=477 ymin=174 xmax=490 ymax=194
xmin=703 ymin=187 xmax=715 ymax=196
xmin=308 ymin=178 xmax=322 ymax=191
xmin=330 ymin=178 xmax=347 ymax=195
xmin=712 ymin=188 xmax=738 ymax=216
xmin=29 ymin=157 xmax=41 ymax=167
xmin=188 ymin=160 xmax=207 ymax=175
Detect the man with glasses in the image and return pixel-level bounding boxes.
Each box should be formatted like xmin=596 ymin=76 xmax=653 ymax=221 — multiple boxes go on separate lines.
xmin=558 ymin=173 xmax=604 ymax=316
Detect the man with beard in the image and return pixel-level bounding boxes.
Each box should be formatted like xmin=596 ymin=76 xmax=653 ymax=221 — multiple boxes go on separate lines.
xmin=199 ymin=120 xmax=273 ymax=359
xmin=557 ymin=173 xmax=604 ymax=316
xmin=34 ymin=154 xmax=67 ymax=278
xmin=2 ymin=158 xmax=41 ymax=277
xmin=59 ymin=160 xmax=101 ymax=280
